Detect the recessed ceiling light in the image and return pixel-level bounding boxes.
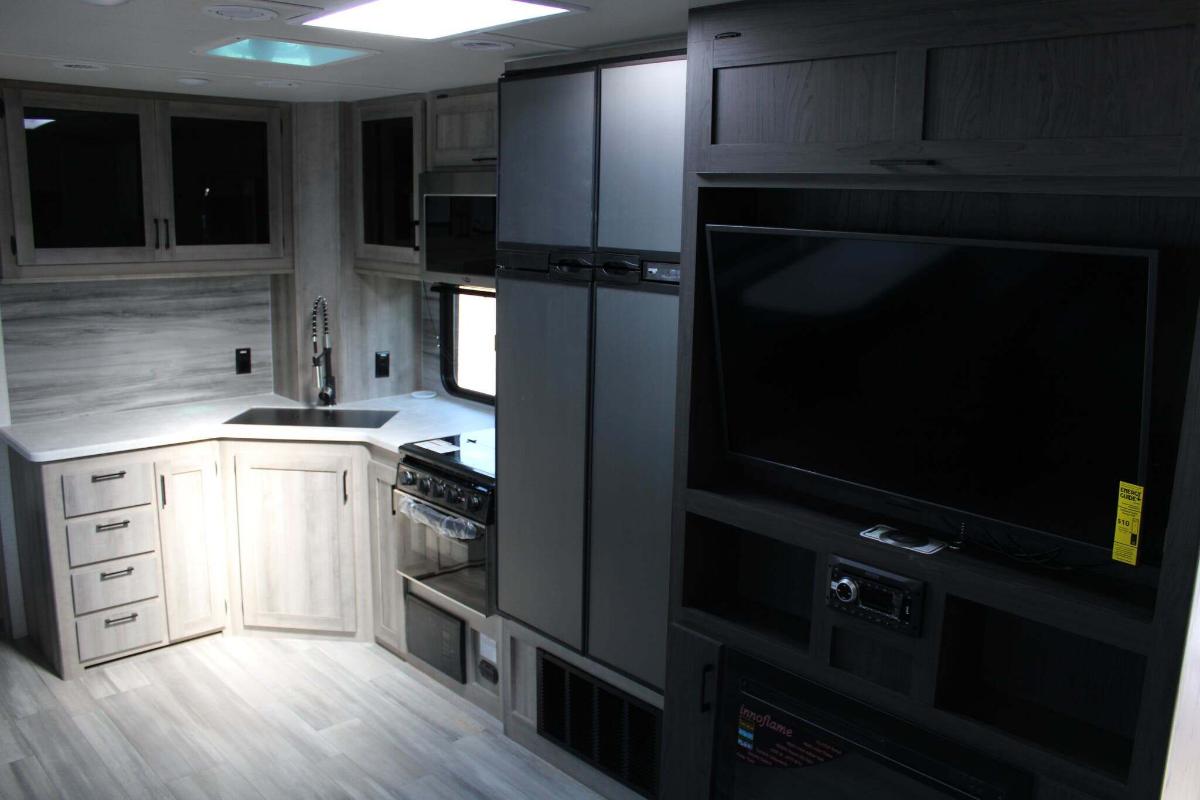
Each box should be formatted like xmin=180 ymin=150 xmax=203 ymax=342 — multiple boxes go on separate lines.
xmin=198 ymin=36 xmax=377 ymax=67
xmin=203 ymin=5 xmax=279 ymax=22
xmin=53 ymin=61 xmax=108 ymax=72
xmin=23 ymin=119 xmax=56 ymax=130
xmin=177 ymin=77 xmax=212 ymax=86
xmin=256 ymin=79 xmax=301 ymax=88
xmin=452 ymin=38 xmax=515 ymax=52
xmin=302 ymin=0 xmax=572 ymax=41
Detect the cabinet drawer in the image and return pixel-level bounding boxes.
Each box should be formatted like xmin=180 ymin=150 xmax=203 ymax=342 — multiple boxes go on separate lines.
xmin=62 ymin=462 xmax=154 ymax=518
xmin=75 ymin=598 xmax=165 ymax=663
xmin=66 ymin=505 xmax=159 ymax=568
xmin=70 ymin=553 xmax=160 ymax=616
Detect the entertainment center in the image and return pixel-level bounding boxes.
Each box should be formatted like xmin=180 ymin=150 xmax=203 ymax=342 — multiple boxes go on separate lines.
xmin=660 ymin=2 xmax=1200 ymax=798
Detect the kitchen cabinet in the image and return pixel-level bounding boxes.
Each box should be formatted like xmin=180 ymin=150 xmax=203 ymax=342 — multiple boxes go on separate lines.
xmin=496 ymin=269 xmax=591 ymax=650
xmin=660 ymin=625 xmax=721 ymax=800
xmin=2 ymin=86 xmax=291 ymax=279
xmin=497 ymin=70 xmax=596 ymax=251
xmin=369 ymin=459 xmax=406 ymax=654
xmin=232 ymin=443 xmax=361 ymax=634
xmin=597 ymin=59 xmax=687 ymax=256
xmin=690 ymin=0 xmax=1200 ymax=177
xmin=155 ymin=443 xmax=226 ymax=642
xmin=429 ymin=89 xmax=498 ymax=169
xmin=354 ymin=97 xmax=424 ymax=274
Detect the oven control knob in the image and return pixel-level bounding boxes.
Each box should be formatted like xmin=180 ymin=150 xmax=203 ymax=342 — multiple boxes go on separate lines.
xmin=418 ymin=477 xmax=431 ymax=494
xmin=400 ymin=471 xmax=416 ymax=486
xmin=446 ymin=488 xmax=462 ymax=505
xmin=468 ymin=495 xmax=483 ymax=511
xmin=432 ymin=482 xmax=446 ymax=498
xmin=833 ymin=577 xmax=859 ymax=604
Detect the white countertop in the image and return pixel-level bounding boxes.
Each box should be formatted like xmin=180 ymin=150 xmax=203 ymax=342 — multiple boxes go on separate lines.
xmin=0 ymin=392 xmax=495 ymax=463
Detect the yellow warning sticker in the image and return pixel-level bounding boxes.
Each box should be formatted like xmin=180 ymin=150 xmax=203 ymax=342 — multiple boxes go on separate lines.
xmin=1112 ymin=481 xmax=1145 ymax=566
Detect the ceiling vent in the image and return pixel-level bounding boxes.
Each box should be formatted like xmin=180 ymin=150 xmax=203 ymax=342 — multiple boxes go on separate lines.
xmin=452 ymin=38 xmax=515 ymax=52
xmin=53 ymin=61 xmax=108 ymax=71
xmin=203 ymin=5 xmax=280 ymax=22
xmin=255 ymin=79 xmax=301 ymax=88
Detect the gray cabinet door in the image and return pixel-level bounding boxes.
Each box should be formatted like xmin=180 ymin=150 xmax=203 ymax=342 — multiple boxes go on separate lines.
xmin=597 ymin=59 xmax=687 ymax=255
xmin=496 ymin=272 xmax=591 ymax=648
xmin=497 ymin=71 xmax=596 ymax=249
xmin=587 ymin=285 xmax=679 ymax=687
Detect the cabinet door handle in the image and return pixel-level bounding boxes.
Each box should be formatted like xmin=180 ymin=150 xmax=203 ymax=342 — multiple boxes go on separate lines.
xmin=96 ymin=520 xmax=131 ymax=532
xmin=160 ymin=475 xmax=167 ymax=508
xmin=154 ymin=218 xmax=161 ymax=249
xmin=343 ymin=470 xmax=349 ymax=504
xmin=91 ymin=470 xmax=126 ymax=483
xmin=100 ymin=566 xmax=134 ymax=580
xmin=869 ymin=158 xmax=938 ymax=167
xmin=104 ymin=612 xmax=139 ymax=626
xmin=699 ymin=664 xmax=714 ymax=712
xmin=471 ymin=156 xmax=497 ymax=163
xmin=164 ymin=218 xmax=171 ymax=249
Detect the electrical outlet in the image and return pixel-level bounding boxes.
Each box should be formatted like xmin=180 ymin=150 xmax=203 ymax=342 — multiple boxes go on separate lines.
xmin=235 ymin=348 xmax=252 ymax=374
xmin=375 ymin=351 xmax=390 ymax=378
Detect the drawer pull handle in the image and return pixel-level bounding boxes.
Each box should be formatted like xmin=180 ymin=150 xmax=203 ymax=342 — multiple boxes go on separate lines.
xmin=104 ymin=612 xmax=139 ymax=626
xmin=100 ymin=567 xmax=134 ymax=580
xmin=869 ymin=158 xmax=939 ymax=167
xmin=91 ymin=471 xmax=127 ymax=483
xmin=96 ymin=520 xmax=131 ymax=532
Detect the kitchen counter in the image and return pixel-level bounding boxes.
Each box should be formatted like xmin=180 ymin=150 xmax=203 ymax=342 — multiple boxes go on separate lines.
xmin=0 ymin=392 xmax=495 ymax=463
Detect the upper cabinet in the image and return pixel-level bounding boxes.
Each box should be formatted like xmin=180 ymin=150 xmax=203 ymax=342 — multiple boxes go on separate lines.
xmin=498 ymin=70 xmax=596 ymax=251
xmin=354 ymin=97 xmax=424 ymax=274
xmin=597 ymin=59 xmax=687 ymax=257
xmin=429 ymin=89 xmax=498 ymax=169
xmin=2 ymin=88 xmax=290 ymax=277
xmin=690 ymin=0 xmax=1200 ymax=177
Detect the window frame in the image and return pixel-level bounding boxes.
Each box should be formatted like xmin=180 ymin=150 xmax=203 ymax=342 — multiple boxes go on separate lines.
xmin=437 ymin=284 xmax=496 ymax=406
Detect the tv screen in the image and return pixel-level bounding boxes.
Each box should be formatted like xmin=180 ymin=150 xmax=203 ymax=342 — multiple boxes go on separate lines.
xmin=706 ymin=226 xmax=1157 ymax=557
xmin=423 ymin=195 xmax=496 ymax=277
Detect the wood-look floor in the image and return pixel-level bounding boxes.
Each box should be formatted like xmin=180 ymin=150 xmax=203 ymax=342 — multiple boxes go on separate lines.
xmin=0 ymin=634 xmax=602 ymax=800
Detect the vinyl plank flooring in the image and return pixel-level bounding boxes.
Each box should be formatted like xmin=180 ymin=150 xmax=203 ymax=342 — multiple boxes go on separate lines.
xmin=0 ymin=636 xmax=599 ymax=800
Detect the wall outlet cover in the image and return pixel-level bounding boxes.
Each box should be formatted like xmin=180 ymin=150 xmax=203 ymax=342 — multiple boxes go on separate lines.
xmin=235 ymin=348 xmax=252 ymax=374
xmin=375 ymin=351 xmax=390 ymax=378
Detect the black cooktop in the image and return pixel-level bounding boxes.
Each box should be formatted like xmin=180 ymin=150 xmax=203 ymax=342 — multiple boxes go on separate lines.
xmin=400 ymin=428 xmax=495 ymax=481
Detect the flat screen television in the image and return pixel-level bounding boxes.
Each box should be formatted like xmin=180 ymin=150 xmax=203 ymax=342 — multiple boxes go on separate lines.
xmin=423 ymin=194 xmax=496 ymax=277
xmin=705 ymin=225 xmax=1158 ymax=563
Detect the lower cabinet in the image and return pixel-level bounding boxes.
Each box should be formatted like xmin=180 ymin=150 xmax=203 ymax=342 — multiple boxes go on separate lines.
xmin=230 ymin=442 xmax=362 ymax=634
xmin=369 ymin=459 xmax=405 ymax=652
xmin=661 ymin=625 xmax=722 ymax=800
xmin=155 ymin=444 xmax=226 ymax=641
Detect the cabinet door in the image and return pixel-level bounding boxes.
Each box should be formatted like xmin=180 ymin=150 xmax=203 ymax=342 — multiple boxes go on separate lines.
xmin=4 ymin=89 xmax=159 ymax=266
xmin=497 ymin=70 xmax=596 ymax=250
xmin=430 ymin=90 xmax=498 ymax=169
xmin=158 ymin=101 xmax=285 ymax=262
xmin=234 ymin=447 xmax=357 ymax=633
xmin=354 ymin=98 xmax=424 ymax=271
xmin=597 ymin=59 xmax=686 ymax=256
xmin=661 ymin=625 xmax=721 ymax=800
xmin=496 ymin=270 xmax=591 ymax=649
xmin=587 ymin=285 xmax=679 ymax=688
xmin=155 ymin=446 xmax=226 ymax=641
xmin=369 ymin=460 xmax=405 ymax=653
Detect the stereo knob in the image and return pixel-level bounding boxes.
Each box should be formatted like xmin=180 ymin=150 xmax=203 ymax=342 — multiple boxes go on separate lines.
xmin=833 ymin=577 xmax=859 ymax=604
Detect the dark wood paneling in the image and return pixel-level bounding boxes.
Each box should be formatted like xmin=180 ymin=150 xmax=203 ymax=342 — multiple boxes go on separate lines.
xmin=713 ymin=53 xmax=895 ymax=145
xmin=924 ymin=27 xmax=1192 ymax=141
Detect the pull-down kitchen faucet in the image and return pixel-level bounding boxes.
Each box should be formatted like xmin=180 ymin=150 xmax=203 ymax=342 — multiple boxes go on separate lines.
xmin=311 ymin=295 xmax=336 ymax=406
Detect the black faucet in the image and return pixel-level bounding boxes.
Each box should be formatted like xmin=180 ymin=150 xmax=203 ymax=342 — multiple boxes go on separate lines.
xmin=311 ymin=296 xmax=336 ymax=406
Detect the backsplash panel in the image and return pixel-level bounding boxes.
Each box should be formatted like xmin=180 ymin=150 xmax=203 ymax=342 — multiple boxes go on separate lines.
xmin=0 ymin=276 xmax=273 ymax=423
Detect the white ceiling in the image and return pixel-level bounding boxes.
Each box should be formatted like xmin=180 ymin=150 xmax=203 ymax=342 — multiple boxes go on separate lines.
xmin=0 ymin=0 xmax=710 ymax=102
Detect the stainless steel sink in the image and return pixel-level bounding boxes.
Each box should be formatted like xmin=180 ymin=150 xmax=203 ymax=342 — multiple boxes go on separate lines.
xmin=224 ymin=408 xmax=397 ymax=429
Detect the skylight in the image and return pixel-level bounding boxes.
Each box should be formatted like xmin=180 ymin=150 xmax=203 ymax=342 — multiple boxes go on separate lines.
xmin=303 ymin=0 xmax=570 ymax=41
xmin=23 ymin=119 xmax=56 ymax=130
xmin=202 ymin=37 xmax=375 ymax=67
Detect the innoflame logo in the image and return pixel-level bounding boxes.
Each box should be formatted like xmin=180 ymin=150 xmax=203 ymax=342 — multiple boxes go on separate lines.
xmin=739 ymin=704 xmax=794 ymax=738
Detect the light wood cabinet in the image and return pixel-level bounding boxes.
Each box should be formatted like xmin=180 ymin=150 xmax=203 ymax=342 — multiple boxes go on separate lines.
xmin=353 ymin=96 xmax=424 ymax=276
xmin=429 ymin=89 xmax=497 ymax=169
xmin=369 ymin=459 xmax=405 ymax=653
xmin=231 ymin=442 xmax=361 ymax=634
xmin=2 ymin=86 xmax=291 ymax=280
xmin=155 ymin=444 xmax=226 ymax=642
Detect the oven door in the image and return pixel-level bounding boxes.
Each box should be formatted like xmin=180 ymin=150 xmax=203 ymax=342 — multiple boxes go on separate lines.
xmin=715 ymin=653 xmax=1030 ymax=800
xmin=392 ymin=489 xmax=488 ymax=614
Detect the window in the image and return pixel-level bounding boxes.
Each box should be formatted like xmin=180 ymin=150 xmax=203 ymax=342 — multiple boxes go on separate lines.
xmin=439 ymin=286 xmax=496 ymax=404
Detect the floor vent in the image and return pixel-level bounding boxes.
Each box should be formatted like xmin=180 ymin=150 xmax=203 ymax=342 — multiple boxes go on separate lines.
xmin=537 ymin=650 xmax=661 ymax=798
